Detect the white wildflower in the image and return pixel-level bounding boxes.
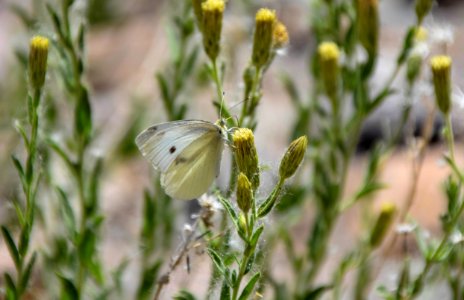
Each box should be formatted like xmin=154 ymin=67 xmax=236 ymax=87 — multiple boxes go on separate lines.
xmin=396 ymin=223 xmax=417 ymax=234
xmin=450 ymin=231 xmax=464 ymax=245
xmin=428 ymin=23 xmax=454 ymax=46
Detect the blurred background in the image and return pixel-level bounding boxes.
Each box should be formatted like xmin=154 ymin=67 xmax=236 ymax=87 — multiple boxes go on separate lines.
xmin=1 ymin=0 xmax=464 ymax=298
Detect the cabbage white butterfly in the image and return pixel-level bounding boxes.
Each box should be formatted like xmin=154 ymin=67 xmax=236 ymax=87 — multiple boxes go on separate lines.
xmin=136 ymin=120 xmax=228 ymax=200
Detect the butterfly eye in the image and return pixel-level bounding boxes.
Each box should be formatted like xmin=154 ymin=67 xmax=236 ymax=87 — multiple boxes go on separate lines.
xmin=169 ymin=146 xmax=177 ymax=154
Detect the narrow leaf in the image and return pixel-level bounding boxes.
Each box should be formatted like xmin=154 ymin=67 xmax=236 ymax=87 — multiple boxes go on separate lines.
xmin=238 ymin=272 xmax=261 ymax=300
xmin=1 ymin=226 xmax=21 ymax=270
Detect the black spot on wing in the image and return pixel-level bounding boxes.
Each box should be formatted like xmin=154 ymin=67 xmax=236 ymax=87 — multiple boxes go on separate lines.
xmin=169 ymin=146 xmax=176 ymax=154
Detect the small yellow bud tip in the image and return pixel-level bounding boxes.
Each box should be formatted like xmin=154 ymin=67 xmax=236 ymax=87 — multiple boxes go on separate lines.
xmin=31 ymin=36 xmax=49 ymax=50
xmin=256 ymin=8 xmax=276 ymax=22
xmin=202 ymin=0 xmax=224 ymax=12
xmin=318 ymin=42 xmax=340 ymax=61
xmin=430 ymin=55 xmax=452 ymax=114
xmin=233 ymin=128 xmax=260 ymax=190
xmin=431 ymin=55 xmax=452 ymax=71
xmin=380 ymin=202 xmax=396 ymax=214
xmin=252 ymin=8 xmax=276 ymax=68
xmin=29 ymin=35 xmax=50 ymax=89
xmin=201 ymin=0 xmax=225 ymax=61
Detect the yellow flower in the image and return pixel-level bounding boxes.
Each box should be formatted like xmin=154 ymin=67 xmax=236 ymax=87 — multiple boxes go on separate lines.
xmin=279 ymin=136 xmax=307 ymax=180
xmin=369 ymin=202 xmax=396 ymax=248
xmin=29 ymin=36 xmax=49 ymax=89
xmin=318 ymin=42 xmax=340 ymax=101
xmin=273 ymin=21 xmax=289 ymax=49
xmin=201 ymin=0 xmax=225 ymax=61
xmin=252 ymin=8 xmax=276 ymax=68
xmin=236 ymin=173 xmax=253 ymax=213
xmin=233 ymin=128 xmax=260 ymax=190
xmin=431 ymin=55 xmax=452 ymax=114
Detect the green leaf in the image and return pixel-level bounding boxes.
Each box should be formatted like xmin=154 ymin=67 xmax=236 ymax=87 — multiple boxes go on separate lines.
xmin=75 ymin=87 xmax=93 ymax=145
xmin=59 ymin=275 xmax=79 ymax=300
xmin=354 ymin=182 xmax=386 ymax=202
xmin=300 ymin=284 xmax=332 ymax=300
xmin=77 ymin=23 xmax=85 ymax=52
xmin=250 ymin=226 xmax=264 ymax=249
xmin=238 ymin=272 xmax=261 ymax=300
xmin=257 ymin=184 xmax=283 ymax=218
xmin=56 ymin=187 xmax=77 ymax=235
xmin=280 ymin=72 xmax=301 ymax=106
xmin=12 ymin=199 xmax=26 ymax=228
xmin=183 ymin=47 xmax=199 ymax=77
xmin=208 ymin=248 xmax=227 ymax=278
xmin=1 ymin=226 xmax=21 ymax=270
xmin=88 ymin=158 xmax=103 ymax=214
xmin=216 ymin=194 xmax=244 ymax=238
xmin=174 ymin=290 xmax=198 ymax=300
xmin=219 ymin=279 xmax=231 ymax=300
xmin=18 ymin=251 xmax=37 ymax=294
xmin=11 ymin=154 xmax=27 ymax=185
xmin=4 ymin=272 xmax=17 ymax=299
xmin=47 ymin=138 xmax=75 ymax=172
xmin=396 ymin=26 xmax=416 ymax=65
xmin=156 ymin=73 xmax=171 ymax=104
xmin=14 ymin=118 xmax=29 ymax=144
xmin=18 ymin=225 xmax=31 ymax=258
xmin=136 ymin=260 xmax=162 ymax=300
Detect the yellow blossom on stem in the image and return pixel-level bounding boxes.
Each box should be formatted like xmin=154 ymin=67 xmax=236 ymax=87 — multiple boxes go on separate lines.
xmin=252 ymin=8 xmax=276 ymax=68
xmin=233 ymin=128 xmax=260 ymax=190
xmin=201 ymin=0 xmax=225 ymax=61
xmin=279 ymin=136 xmax=308 ymax=180
xmin=318 ymin=41 xmax=340 ymax=102
xmin=29 ymin=36 xmax=49 ymax=90
xmin=431 ymin=55 xmax=452 ymax=115
xmin=369 ymin=201 xmax=396 ymax=248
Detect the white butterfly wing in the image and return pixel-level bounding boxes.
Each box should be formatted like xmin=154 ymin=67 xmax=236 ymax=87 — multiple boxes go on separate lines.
xmin=162 ymin=130 xmax=224 ymax=200
xmin=136 ymin=120 xmax=225 ymax=200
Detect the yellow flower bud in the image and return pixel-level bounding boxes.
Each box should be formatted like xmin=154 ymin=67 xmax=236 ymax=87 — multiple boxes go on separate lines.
xmin=430 ymin=55 xmax=452 ymax=115
xmin=29 ymin=36 xmax=49 ymax=90
xmin=201 ymin=0 xmax=225 ymax=61
xmin=233 ymin=128 xmax=260 ymax=190
xmin=318 ymin=42 xmax=340 ymax=101
xmin=279 ymin=136 xmax=307 ymax=180
xmin=356 ymin=0 xmax=379 ymax=59
xmin=369 ymin=202 xmax=396 ymax=248
xmin=252 ymin=8 xmax=276 ymax=68
xmin=415 ymin=0 xmax=433 ymax=25
xmin=273 ymin=21 xmax=289 ymax=49
xmin=406 ymin=54 xmax=423 ymax=85
xmin=236 ymin=173 xmax=253 ymax=213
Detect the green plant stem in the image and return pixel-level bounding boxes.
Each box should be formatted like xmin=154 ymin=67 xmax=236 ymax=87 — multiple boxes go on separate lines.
xmin=445 ymin=114 xmax=455 ymax=163
xmin=239 ymin=66 xmax=262 ymax=127
xmin=411 ymin=189 xmax=464 ymax=298
xmin=211 ymin=59 xmax=232 ymax=121
xmin=231 ymin=227 xmax=253 ymax=300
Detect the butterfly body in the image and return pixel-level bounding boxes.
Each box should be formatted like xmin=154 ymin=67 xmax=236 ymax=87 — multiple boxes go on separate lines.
xmin=136 ymin=120 xmax=227 ymax=200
